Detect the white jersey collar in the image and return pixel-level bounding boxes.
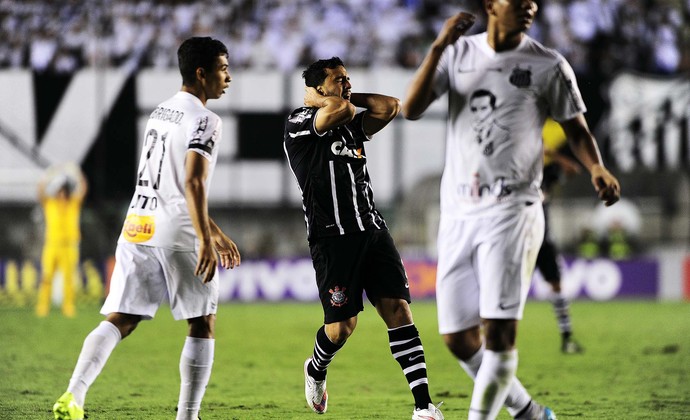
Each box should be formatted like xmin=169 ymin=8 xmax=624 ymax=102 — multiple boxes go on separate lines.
xmin=477 ymin=32 xmax=529 ymax=57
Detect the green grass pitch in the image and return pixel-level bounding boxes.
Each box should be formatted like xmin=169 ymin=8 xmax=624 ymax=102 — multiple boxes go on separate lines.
xmin=1 ymin=300 xmax=689 ymax=419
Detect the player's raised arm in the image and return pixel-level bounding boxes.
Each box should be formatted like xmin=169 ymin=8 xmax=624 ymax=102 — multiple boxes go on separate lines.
xmin=350 ymin=93 xmax=401 ymax=136
xmin=305 ymin=86 xmax=356 ymax=134
xmin=402 ymin=12 xmax=475 ymax=120
xmin=559 ymin=115 xmax=620 ymax=206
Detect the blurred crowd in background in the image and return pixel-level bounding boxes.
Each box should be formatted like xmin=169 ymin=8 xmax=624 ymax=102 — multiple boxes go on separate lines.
xmin=1 ymin=0 xmax=689 ymax=78
xmin=1 ymin=0 xmax=689 ymax=262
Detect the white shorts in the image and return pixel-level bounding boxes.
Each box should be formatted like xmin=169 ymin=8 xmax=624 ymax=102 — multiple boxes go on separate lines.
xmin=436 ymin=202 xmax=544 ymax=334
xmin=101 ymin=242 xmax=219 ymax=321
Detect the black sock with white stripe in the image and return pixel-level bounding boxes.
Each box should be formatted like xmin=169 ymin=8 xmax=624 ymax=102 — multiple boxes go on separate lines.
xmin=389 ymin=324 xmax=432 ymax=410
xmin=307 ymin=326 xmax=343 ymax=381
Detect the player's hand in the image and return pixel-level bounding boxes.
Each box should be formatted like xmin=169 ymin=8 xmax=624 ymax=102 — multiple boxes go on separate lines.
xmin=304 ymin=87 xmax=324 ymax=108
xmin=213 ymin=230 xmax=241 ymax=270
xmin=195 ymin=241 xmax=218 ymax=284
xmin=591 ymin=164 xmax=620 ymax=207
xmin=433 ymin=12 xmax=476 ymax=50
xmin=560 ymin=157 xmax=582 ymax=177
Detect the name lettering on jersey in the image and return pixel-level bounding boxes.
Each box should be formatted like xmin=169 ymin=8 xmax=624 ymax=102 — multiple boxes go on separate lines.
xmin=509 ymin=65 xmax=532 ymax=88
xmin=150 ymin=106 xmax=184 ymax=124
xmin=457 ymin=175 xmax=512 ymax=201
xmin=130 ymin=194 xmax=158 ymax=210
xmin=331 ymin=140 xmax=364 ymax=159
xmin=122 ymin=214 xmax=156 ymax=243
xmin=288 ymin=109 xmax=313 ymax=124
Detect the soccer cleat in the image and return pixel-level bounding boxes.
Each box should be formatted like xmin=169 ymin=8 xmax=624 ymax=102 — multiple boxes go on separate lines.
xmin=304 ymin=357 xmax=328 ymax=414
xmin=515 ymin=402 xmax=557 ymax=420
xmin=53 ymin=392 xmax=84 ymax=420
xmin=412 ymin=402 xmax=444 ymax=420
xmin=561 ymin=337 xmax=584 ymax=354
xmin=540 ymin=406 xmax=557 ymax=420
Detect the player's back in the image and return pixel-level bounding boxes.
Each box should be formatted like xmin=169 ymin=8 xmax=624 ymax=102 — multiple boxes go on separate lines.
xmin=119 ymin=91 xmax=221 ymax=251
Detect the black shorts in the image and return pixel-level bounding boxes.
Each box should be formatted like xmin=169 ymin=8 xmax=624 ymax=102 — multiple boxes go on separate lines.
xmin=309 ymin=229 xmax=411 ymax=324
xmin=536 ymin=237 xmax=561 ymax=283
xmin=536 ymin=203 xmax=561 ymax=283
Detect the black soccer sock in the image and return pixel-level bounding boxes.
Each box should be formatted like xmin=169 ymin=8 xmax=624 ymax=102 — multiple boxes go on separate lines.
xmin=388 ymin=324 xmax=432 ymax=410
xmin=307 ymin=326 xmax=343 ymax=381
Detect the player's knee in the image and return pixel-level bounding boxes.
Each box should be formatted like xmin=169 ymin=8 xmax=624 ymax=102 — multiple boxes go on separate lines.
xmin=483 ymin=319 xmax=517 ymax=351
xmin=325 ymin=318 xmax=356 ymax=344
xmin=443 ymin=329 xmax=482 ymax=360
xmin=188 ymin=315 xmax=215 ymax=338
xmin=107 ymin=313 xmax=142 ymax=339
xmin=376 ymin=298 xmax=413 ymax=327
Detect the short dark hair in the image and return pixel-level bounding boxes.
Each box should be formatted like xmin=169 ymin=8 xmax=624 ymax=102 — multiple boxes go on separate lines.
xmin=302 ymin=57 xmax=345 ymax=87
xmin=470 ymin=89 xmax=496 ymax=108
xmin=177 ymin=37 xmax=228 ymax=86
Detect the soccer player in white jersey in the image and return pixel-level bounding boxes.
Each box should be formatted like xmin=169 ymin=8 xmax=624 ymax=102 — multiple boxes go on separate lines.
xmin=402 ymin=1 xmax=620 ymax=419
xmin=53 ymin=37 xmax=240 ymax=420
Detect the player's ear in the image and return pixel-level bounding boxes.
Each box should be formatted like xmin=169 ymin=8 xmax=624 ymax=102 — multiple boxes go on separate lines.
xmin=317 ymin=86 xmax=324 ymax=95
xmin=485 ymin=0 xmax=496 ymax=15
xmin=196 ymin=67 xmax=206 ymax=81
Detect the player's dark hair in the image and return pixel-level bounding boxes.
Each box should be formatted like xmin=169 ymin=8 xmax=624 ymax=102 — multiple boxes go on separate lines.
xmin=470 ymin=89 xmax=496 ymax=108
xmin=177 ymin=37 xmax=228 ymax=86
xmin=302 ymin=57 xmax=345 ymax=87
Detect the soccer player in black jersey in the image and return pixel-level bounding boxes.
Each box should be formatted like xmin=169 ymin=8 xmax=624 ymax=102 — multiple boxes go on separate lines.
xmin=284 ymin=57 xmax=444 ymax=420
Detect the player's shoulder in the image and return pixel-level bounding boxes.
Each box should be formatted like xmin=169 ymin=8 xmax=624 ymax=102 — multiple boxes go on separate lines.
xmin=520 ymin=35 xmax=566 ymax=65
xmin=453 ymin=32 xmax=485 ymax=53
xmin=287 ymin=107 xmax=316 ymax=124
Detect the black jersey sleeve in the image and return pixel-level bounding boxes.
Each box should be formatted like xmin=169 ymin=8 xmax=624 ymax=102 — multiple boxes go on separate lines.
xmin=285 ymin=107 xmax=323 ymax=140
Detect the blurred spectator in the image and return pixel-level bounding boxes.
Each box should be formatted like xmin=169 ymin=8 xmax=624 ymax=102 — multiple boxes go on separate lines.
xmin=0 ymin=0 xmax=685 ymax=77
xmin=577 ymin=198 xmax=642 ymax=260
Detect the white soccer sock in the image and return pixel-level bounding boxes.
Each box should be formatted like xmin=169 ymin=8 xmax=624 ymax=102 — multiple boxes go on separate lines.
xmin=67 ymin=321 xmax=122 ymax=407
xmin=459 ymin=345 xmax=532 ymax=417
xmin=468 ymin=349 xmax=518 ymax=420
xmin=177 ymin=337 xmax=215 ymax=420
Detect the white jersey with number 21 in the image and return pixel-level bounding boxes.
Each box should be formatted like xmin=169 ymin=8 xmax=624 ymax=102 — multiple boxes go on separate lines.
xmin=119 ymin=91 xmax=221 ymax=251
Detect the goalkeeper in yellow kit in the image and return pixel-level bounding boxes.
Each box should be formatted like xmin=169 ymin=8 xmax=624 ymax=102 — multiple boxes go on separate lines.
xmin=36 ymin=164 xmax=88 ymax=317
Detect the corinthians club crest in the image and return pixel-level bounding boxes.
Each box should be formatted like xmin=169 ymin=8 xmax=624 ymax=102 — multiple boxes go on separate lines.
xmin=509 ymin=65 xmax=531 ymax=88
xmin=329 ymin=286 xmax=348 ymax=307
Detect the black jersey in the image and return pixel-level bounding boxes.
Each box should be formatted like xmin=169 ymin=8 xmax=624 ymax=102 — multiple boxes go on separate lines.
xmin=284 ymin=107 xmax=387 ymax=240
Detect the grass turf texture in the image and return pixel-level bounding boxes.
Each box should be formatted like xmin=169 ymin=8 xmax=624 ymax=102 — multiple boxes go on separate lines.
xmin=1 ymin=301 xmax=689 ymax=419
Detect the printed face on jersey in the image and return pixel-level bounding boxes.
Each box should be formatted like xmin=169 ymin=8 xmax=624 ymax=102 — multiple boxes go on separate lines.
xmin=319 ymin=66 xmax=352 ymax=101
xmin=490 ymin=0 xmax=538 ymax=32
xmin=470 ymin=93 xmax=494 ymax=125
xmin=203 ymin=54 xmax=231 ymax=100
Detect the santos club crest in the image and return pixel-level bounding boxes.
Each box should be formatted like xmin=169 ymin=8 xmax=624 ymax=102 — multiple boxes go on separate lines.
xmin=509 ymin=66 xmax=531 ymax=88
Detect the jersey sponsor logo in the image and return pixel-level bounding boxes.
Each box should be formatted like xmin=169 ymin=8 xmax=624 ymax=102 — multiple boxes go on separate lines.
xmin=331 ymin=140 xmax=364 ymax=159
xmin=122 ymin=214 xmax=156 ymax=243
xmin=328 ymin=286 xmax=348 ymax=307
xmin=509 ymin=66 xmax=531 ymax=88
xmin=457 ymin=176 xmax=512 ymax=200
